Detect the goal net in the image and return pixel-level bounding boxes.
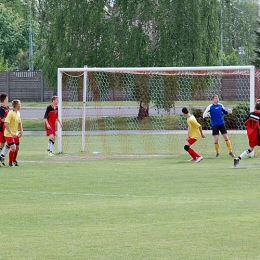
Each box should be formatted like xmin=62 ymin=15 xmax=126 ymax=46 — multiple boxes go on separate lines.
xmin=57 ymin=66 xmax=256 ymax=157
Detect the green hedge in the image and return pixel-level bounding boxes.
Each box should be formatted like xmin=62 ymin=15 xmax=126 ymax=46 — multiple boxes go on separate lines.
xmin=190 ymin=103 xmax=250 ymax=130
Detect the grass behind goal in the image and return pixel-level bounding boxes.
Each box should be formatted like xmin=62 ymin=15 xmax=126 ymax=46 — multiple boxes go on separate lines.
xmin=1 ymin=135 xmax=260 ymax=259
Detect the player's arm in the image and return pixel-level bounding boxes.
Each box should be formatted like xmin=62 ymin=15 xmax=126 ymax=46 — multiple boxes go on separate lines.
xmin=0 ymin=108 xmax=5 ymax=122
xmin=199 ymin=125 xmax=205 ymax=138
xmin=18 ymin=122 xmax=23 ymax=137
xmin=186 ymin=126 xmax=190 ymax=140
xmin=44 ymin=118 xmax=51 ymax=129
xmin=57 ymin=118 xmax=63 ymax=128
xmin=203 ymin=105 xmax=211 ymax=118
xmin=44 ymin=106 xmax=51 ymax=129
xmin=221 ymin=104 xmax=229 ymax=115
xmin=4 ymin=122 xmax=16 ymax=137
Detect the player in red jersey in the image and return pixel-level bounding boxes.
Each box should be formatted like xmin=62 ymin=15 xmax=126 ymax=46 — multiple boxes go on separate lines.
xmin=0 ymin=93 xmax=10 ymax=165
xmin=44 ymin=96 xmax=63 ymax=156
xmin=234 ymin=102 xmax=260 ymax=167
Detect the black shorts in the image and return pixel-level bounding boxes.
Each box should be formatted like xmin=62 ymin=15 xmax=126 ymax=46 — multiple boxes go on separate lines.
xmin=212 ymin=124 xmax=227 ymax=136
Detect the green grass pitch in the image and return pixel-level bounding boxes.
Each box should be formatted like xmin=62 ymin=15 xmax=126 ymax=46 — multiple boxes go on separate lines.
xmin=1 ymin=135 xmax=260 ymax=259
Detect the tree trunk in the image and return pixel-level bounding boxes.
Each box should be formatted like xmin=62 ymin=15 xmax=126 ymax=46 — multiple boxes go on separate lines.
xmin=137 ymin=101 xmax=149 ymax=120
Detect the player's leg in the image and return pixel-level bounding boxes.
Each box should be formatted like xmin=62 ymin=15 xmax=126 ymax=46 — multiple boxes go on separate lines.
xmin=184 ymin=138 xmax=203 ymax=162
xmin=46 ymin=130 xmax=55 ymax=155
xmin=212 ymin=126 xmax=220 ymax=157
xmin=12 ymin=137 xmax=19 ymax=166
xmin=8 ymin=144 xmax=16 ymax=167
xmin=0 ymin=137 xmax=12 ymax=166
xmin=213 ymin=134 xmax=220 ymax=157
xmin=222 ymin=133 xmax=235 ymax=157
xmin=219 ymin=124 xmax=235 ymax=157
xmin=234 ymin=138 xmax=257 ymax=167
xmin=234 ymin=147 xmax=254 ymax=167
xmin=0 ymin=131 xmax=5 ymax=167
xmin=0 ymin=137 xmax=16 ymax=167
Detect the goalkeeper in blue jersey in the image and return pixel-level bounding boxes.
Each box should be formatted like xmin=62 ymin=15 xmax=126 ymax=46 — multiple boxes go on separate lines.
xmin=203 ymin=94 xmax=235 ymax=158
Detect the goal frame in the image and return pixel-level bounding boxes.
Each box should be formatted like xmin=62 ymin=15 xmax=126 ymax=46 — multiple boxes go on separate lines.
xmin=57 ymin=65 xmax=255 ymax=153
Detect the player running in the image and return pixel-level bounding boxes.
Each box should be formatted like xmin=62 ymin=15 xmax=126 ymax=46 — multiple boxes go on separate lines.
xmin=182 ymin=107 xmax=205 ymax=162
xmin=0 ymin=100 xmax=23 ymax=167
xmin=44 ymin=96 xmax=63 ymax=156
xmin=203 ymin=94 xmax=235 ymax=158
xmin=234 ymin=102 xmax=260 ymax=167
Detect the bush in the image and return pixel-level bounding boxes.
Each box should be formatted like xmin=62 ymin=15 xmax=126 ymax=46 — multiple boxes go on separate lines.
xmin=190 ymin=107 xmax=211 ymax=130
xmin=189 ymin=104 xmax=250 ymax=131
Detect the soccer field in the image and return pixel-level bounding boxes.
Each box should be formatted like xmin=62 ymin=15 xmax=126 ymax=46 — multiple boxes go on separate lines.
xmin=1 ymin=135 xmax=260 ymax=259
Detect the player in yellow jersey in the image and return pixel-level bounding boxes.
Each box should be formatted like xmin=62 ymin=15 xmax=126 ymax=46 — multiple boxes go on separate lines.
xmin=0 ymin=100 xmax=23 ymax=167
xmin=182 ymin=107 xmax=205 ymax=162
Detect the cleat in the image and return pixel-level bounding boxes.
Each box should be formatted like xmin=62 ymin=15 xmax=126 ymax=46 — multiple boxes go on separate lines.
xmin=188 ymin=158 xmax=195 ymax=162
xmin=13 ymin=161 xmax=19 ymax=166
xmin=9 ymin=163 xmax=14 ymax=167
xmin=0 ymin=156 xmax=5 ymax=165
xmin=195 ymin=156 xmax=203 ymax=163
xmin=216 ymin=153 xmax=220 ymax=158
xmin=234 ymin=158 xmax=239 ymax=167
xmin=48 ymin=152 xmax=54 ymax=156
xmin=229 ymin=152 xmax=235 ymax=158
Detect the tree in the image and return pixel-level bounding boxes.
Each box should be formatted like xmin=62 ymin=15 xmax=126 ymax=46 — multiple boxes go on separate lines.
xmin=221 ymin=0 xmax=258 ymax=65
xmin=253 ymin=19 xmax=260 ymax=67
xmin=0 ymin=4 xmax=28 ymax=68
xmin=37 ymin=0 xmax=221 ymax=88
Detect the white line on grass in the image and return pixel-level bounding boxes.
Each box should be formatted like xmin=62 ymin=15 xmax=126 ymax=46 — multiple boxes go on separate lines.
xmin=0 ymin=189 xmax=255 ymax=203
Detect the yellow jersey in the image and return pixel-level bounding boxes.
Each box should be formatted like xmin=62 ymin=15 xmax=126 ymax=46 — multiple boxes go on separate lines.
xmin=4 ymin=110 xmax=21 ymax=137
xmin=187 ymin=115 xmax=201 ymax=140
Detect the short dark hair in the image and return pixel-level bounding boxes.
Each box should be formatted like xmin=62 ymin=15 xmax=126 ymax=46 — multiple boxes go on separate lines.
xmin=0 ymin=93 xmax=8 ymax=103
xmin=255 ymin=102 xmax=260 ymax=110
xmin=182 ymin=107 xmax=189 ymax=114
xmin=52 ymin=96 xmax=58 ymax=102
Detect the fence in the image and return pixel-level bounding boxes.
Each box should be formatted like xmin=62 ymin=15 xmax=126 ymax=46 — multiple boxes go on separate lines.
xmin=0 ymin=70 xmax=53 ymax=102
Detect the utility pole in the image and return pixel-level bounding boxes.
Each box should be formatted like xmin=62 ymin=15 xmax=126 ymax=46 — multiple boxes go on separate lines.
xmin=29 ymin=2 xmax=34 ymax=71
xmin=220 ymin=0 xmax=224 ymax=66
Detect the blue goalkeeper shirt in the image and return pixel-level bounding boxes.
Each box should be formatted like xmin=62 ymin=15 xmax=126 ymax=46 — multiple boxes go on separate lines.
xmin=203 ymin=103 xmax=228 ymax=127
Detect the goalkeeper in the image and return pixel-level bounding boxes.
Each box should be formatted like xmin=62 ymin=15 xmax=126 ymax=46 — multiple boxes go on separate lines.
xmin=234 ymin=102 xmax=260 ymax=167
xmin=203 ymin=94 xmax=235 ymax=158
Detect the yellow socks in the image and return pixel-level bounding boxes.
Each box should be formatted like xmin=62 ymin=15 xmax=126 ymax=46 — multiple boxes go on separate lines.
xmin=214 ymin=143 xmax=220 ymax=154
xmin=225 ymin=139 xmax=232 ymax=153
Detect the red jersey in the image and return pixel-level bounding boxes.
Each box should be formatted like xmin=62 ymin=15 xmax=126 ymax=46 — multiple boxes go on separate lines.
xmin=44 ymin=105 xmax=58 ymax=132
xmin=244 ymin=110 xmax=260 ymax=147
xmin=0 ymin=105 xmax=10 ymax=132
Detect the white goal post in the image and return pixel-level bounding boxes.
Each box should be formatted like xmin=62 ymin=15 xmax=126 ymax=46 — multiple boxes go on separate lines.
xmin=57 ymin=66 xmax=255 ymax=155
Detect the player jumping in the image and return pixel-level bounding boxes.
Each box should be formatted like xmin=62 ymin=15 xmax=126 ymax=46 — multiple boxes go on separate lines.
xmin=203 ymin=94 xmax=235 ymax=158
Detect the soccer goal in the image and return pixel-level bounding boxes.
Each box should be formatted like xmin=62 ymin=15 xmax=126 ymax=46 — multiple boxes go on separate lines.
xmin=57 ymin=66 xmax=256 ymax=156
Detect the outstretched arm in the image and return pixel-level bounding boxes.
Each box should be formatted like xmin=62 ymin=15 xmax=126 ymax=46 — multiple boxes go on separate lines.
xmin=203 ymin=105 xmax=211 ymax=118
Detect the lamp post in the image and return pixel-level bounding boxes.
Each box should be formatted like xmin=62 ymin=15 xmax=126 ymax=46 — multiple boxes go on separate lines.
xmin=220 ymin=0 xmax=224 ymax=66
xmin=238 ymin=46 xmax=245 ymax=65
